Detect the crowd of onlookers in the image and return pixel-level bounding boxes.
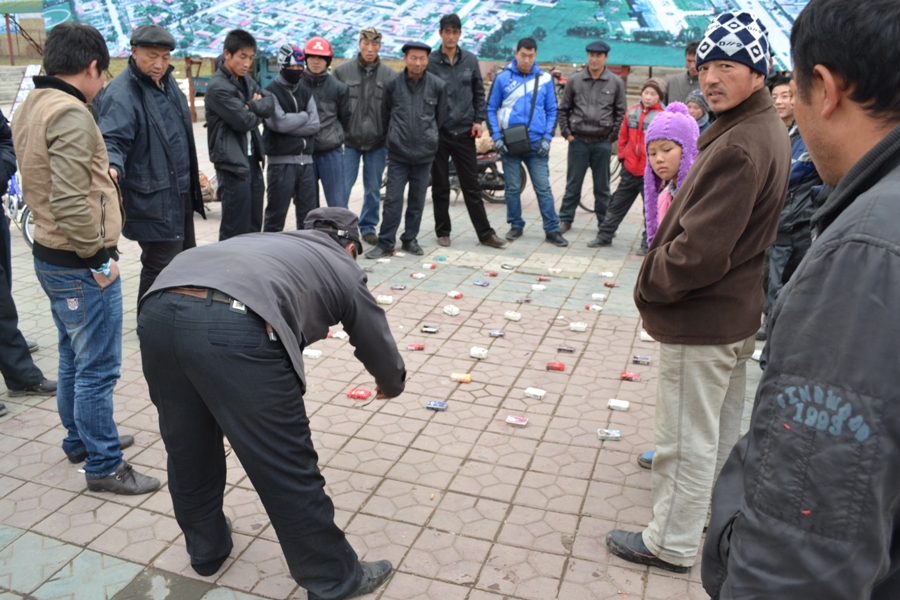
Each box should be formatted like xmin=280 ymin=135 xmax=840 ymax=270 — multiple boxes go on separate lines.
xmin=1 ymin=0 xmax=900 ymax=596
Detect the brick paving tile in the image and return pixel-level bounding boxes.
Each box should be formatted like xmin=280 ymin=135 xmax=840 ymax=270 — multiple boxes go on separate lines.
xmin=216 ymin=538 xmax=298 ymax=600
xmin=361 ymin=479 xmax=441 ymax=526
xmin=31 ymin=549 xmax=143 ymax=600
xmin=513 ymin=471 xmax=589 ymax=514
xmin=343 ymin=514 xmax=421 ymax=566
xmin=448 ymin=461 xmax=524 ymax=503
xmin=89 ymin=507 xmax=182 ymax=564
xmin=497 ymin=505 xmax=578 ymax=556
xmin=152 ymin=532 xmax=255 ymax=584
xmin=111 ymin=567 xmax=213 ymax=600
xmin=32 ymin=494 xmax=130 ymax=545
xmin=400 ymin=529 xmax=491 ymax=585
xmin=386 ymin=449 xmax=464 ymax=489
xmin=0 ymin=482 xmax=76 ymax=529
xmin=427 ymin=493 xmax=508 ymax=541
xmin=379 ymin=572 xmax=469 ymax=600
xmin=0 ymin=532 xmax=82 ymax=595
xmin=474 ymin=543 xmax=566 ymax=600
xmin=557 ymin=558 xmax=635 ymax=599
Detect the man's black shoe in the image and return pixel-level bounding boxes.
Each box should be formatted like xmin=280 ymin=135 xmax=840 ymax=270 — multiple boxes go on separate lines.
xmin=362 ymin=232 xmax=379 ymax=245
xmin=605 ymin=530 xmax=691 ymax=573
xmin=587 ymin=236 xmax=612 ymax=248
xmin=505 ymin=227 xmax=523 ymax=241
xmin=559 ymin=221 xmax=571 ymax=234
xmin=756 ymin=323 xmax=767 ymax=341
xmin=636 ymin=245 xmax=649 ymax=256
xmin=26 ymin=339 xmax=39 ymax=353
xmin=8 ymin=378 xmax=57 ymax=397
xmin=364 ymin=245 xmax=393 ymax=259
xmin=402 ymin=240 xmax=423 ymax=256
xmin=67 ymin=435 xmax=135 ymax=464
xmin=0 ymin=403 xmax=7 ymax=417
xmin=346 ymin=560 xmax=393 ymax=599
xmin=545 ymin=232 xmax=569 ymax=247
xmin=86 ymin=461 xmax=160 ymax=495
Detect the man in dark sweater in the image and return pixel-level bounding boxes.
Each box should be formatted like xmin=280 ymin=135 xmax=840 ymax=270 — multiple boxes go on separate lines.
xmin=365 ymin=42 xmax=447 ymax=258
xmin=262 ymin=43 xmax=320 ymax=231
xmin=139 ymin=207 xmax=405 ymax=599
xmin=204 ymin=29 xmax=274 ymax=240
xmin=606 ymin=12 xmax=790 ymax=573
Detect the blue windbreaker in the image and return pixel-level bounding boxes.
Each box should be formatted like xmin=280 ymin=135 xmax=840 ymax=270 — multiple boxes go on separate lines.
xmin=487 ymin=59 xmax=557 ymax=144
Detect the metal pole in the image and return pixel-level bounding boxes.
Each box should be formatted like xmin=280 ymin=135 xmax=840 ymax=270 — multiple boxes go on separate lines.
xmin=5 ymin=14 xmax=14 ymax=66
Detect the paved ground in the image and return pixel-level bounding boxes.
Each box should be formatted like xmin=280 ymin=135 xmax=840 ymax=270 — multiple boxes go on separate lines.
xmin=0 ymin=127 xmax=763 ymax=600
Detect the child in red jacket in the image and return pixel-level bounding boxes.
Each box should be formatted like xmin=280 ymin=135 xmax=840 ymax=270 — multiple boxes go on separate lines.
xmin=591 ymin=78 xmax=666 ymax=252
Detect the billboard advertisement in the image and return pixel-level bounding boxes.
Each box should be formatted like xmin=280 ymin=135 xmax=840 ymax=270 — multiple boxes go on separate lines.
xmin=41 ymin=0 xmax=805 ymax=69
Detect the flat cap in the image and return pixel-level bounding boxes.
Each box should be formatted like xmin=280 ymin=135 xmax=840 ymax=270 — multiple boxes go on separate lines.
xmin=303 ymin=207 xmax=362 ymax=254
xmin=130 ymin=24 xmax=176 ymax=50
xmin=359 ymin=27 xmax=382 ymax=42
xmin=586 ymin=40 xmax=611 ymax=54
xmin=401 ymin=41 xmax=431 ymax=54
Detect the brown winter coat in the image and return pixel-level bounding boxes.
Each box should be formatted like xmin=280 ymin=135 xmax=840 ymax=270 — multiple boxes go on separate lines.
xmin=634 ymin=87 xmax=791 ymax=345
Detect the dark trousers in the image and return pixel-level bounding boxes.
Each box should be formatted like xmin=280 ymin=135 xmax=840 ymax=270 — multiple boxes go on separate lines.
xmin=138 ymin=291 xmax=361 ymax=600
xmin=136 ymin=194 xmax=197 ymax=308
xmin=217 ymin=163 xmax=264 ymax=241
xmin=264 ymin=162 xmax=318 ymax=232
xmin=0 ymin=210 xmax=42 ymax=390
xmin=597 ymin=168 xmax=647 ymax=246
xmin=376 ymin=160 xmax=432 ymax=251
xmin=431 ymin=131 xmax=495 ymax=241
xmin=558 ymin=139 xmax=612 ymax=228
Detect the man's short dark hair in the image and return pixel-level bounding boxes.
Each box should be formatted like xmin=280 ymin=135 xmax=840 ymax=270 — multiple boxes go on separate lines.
xmin=43 ymin=23 xmax=109 ymax=77
xmin=224 ymin=29 xmax=257 ymax=56
xmin=440 ymin=13 xmax=462 ymax=31
xmin=768 ymin=73 xmax=792 ymax=91
xmin=516 ymin=37 xmax=537 ymax=52
xmin=791 ymin=0 xmax=900 ymax=121
xmin=685 ymin=40 xmax=700 ymax=56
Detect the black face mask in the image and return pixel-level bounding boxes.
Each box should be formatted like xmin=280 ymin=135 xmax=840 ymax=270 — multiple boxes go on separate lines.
xmin=282 ymin=69 xmax=303 ymax=85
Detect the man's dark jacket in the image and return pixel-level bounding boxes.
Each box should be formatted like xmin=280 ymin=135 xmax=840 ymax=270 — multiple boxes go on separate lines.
xmin=144 ymin=229 xmax=406 ymax=397
xmin=381 ymin=71 xmax=447 ymax=165
xmin=702 ymin=122 xmax=900 ymax=600
xmin=96 ymin=59 xmax=205 ymax=242
xmin=333 ymin=55 xmax=395 ymax=151
xmin=299 ymin=72 xmax=351 ymax=156
xmin=426 ymin=46 xmax=486 ymax=135
xmin=263 ymin=76 xmax=317 ymax=156
xmin=205 ymin=65 xmax=275 ymax=178
xmin=558 ymin=66 xmax=627 ymax=143
xmin=0 ymin=110 xmax=15 ymax=198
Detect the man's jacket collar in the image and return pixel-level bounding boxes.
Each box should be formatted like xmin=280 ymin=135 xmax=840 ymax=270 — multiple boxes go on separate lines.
xmin=434 ymin=46 xmax=467 ymax=65
xmin=127 ymin=57 xmax=175 ymax=89
xmin=356 ymin=53 xmax=381 ymax=70
xmin=698 ymin=87 xmax=773 ymax=151
xmin=33 ymin=76 xmax=87 ymax=104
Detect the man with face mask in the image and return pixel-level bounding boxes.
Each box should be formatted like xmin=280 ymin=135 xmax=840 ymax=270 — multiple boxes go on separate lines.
xmin=262 ymin=44 xmax=321 ymax=232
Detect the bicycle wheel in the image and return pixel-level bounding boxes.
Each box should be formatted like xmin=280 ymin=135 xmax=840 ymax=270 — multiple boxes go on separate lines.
xmin=481 ymin=164 xmax=527 ymax=204
xmin=579 ymin=155 xmax=623 ymax=211
xmin=21 ymin=207 xmax=34 ymax=248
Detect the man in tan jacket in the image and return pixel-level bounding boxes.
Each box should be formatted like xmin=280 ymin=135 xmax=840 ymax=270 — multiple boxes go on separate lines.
xmin=12 ymin=22 xmax=158 ymax=495
xmin=605 ymin=12 xmax=790 ymax=572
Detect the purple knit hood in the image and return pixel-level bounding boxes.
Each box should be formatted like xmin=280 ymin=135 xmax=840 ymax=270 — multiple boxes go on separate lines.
xmin=643 ymin=102 xmax=700 ymax=245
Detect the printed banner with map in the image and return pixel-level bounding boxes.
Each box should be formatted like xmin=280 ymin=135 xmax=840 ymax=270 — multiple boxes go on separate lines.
xmin=41 ymin=0 xmax=806 ymax=69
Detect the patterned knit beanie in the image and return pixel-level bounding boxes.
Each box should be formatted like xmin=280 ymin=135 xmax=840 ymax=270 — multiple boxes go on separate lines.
xmin=696 ymin=12 xmax=770 ymax=76
xmin=643 ymin=102 xmax=700 ymax=243
xmin=685 ymin=89 xmax=710 ymax=116
xmin=277 ymin=44 xmax=304 ymax=69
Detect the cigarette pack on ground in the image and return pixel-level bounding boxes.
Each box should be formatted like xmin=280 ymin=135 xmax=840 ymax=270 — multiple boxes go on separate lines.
xmin=506 ymin=415 xmax=528 ymax=426
xmin=524 ymin=387 xmax=546 ymax=399
xmin=391 ymin=284 xmax=406 ymax=291
xmin=532 ymin=284 xmax=546 ymax=291
xmin=410 ymin=272 xmax=426 ymax=279
xmin=633 ymin=355 xmax=651 ymax=365
xmin=537 ymin=276 xmax=551 ymax=282
xmin=407 ymin=342 xmax=425 ymax=351
xmin=422 ymin=263 xmax=436 ymax=269
xmin=597 ymin=428 xmax=622 ymax=440
xmin=608 ymin=398 xmax=630 ymax=411
xmin=302 ymin=348 xmax=322 ymax=359
xmin=640 ymin=330 xmax=655 ymax=342
xmin=570 ymin=322 xmax=587 ymax=332
xmin=470 ymin=347 xmax=488 ymax=359
xmin=443 ymin=305 xmax=460 ymax=316
xmin=585 ymin=303 xmax=602 ymax=312
xmin=516 ymin=297 xmax=532 ymax=304
xmin=548 ymin=267 xmax=562 ymax=274
xmin=427 ymin=400 xmax=448 ymax=411
xmin=447 ymin=291 xmax=463 ymax=299
xmin=474 ymin=280 xmax=490 ymax=286
xmin=434 ymin=255 xmax=447 ymax=261
xmin=505 ymin=311 xmax=521 ymax=321
xmin=621 ymin=371 xmax=642 ymax=382
xmin=604 ymin=281 xmax=620 ymax=288
xmin=376 ymin=295 xmax=393 ymax=305
xmin=546 ymin=361 xmax=565 ymax=371
xmin=328 ymin=331 xmax=348 ymax=339
xmin=484 ymin=270 xmax=498 ymax=277
xmin=592 ymin=293 xmax=606 ymax=300
xmin=392 ymin=251 xmax=405 ymax=257
xmin=347 ymin=388 xmax=372 ymax=400
xmin=450 ymin=372 xmax=471 ymax=383
xmin=376 ymin=258 xmax=390 ymax=264
xmin=558 ymin=344 xmax=576 ymax=353
xmin=599 ymin=271 xmax=614 ymax=277
xmin=501 ymin=263 xmax=516 ymax=270
xmin=489 ymin=329 xmax=505 ymax=337
xmin=421 ymin=325 xmax=438 ymax=333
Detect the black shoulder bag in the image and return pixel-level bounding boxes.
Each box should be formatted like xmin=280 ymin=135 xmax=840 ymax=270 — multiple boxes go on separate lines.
xmin=501 ymin=74 xmax=541 ymax=157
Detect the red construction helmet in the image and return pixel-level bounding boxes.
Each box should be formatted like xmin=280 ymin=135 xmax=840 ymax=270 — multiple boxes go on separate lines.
xmin=305 ymin=37 xmax=333 ymax=58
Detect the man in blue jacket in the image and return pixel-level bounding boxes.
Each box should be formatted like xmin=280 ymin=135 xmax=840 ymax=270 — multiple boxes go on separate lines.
xmin=97 ymin=24 xmax=206 ymax=305
xmin=487 ymin=38 xmax=567 ymax=246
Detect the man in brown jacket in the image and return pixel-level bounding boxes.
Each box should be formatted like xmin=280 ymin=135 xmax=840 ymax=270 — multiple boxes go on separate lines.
xmin=605 ymin=12 xmax=790 ymax=572
xmin=12 ymin=23 xmax=159 ymax=495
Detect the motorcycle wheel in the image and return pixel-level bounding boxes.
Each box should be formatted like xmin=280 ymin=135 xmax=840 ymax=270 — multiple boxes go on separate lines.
xmin=579 ymin=155 xmax=623 ymax=211
xmin=21 ymin=207 xmax=34 ymax=248
xmin=482 ymin=164 xmax=527 ymax=204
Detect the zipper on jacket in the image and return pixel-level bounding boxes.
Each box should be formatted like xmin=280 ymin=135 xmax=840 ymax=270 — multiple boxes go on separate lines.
xmin=100 ymin=193 xmax=107 ymax=238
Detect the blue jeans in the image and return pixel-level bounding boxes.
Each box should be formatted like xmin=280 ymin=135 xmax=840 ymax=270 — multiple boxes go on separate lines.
xmin=501 ymin=141 xmax=560 ymax=234
xmin=314 ymin=148 xmax=348 ymax=209
xmin=377 ymin=159 xmax=432 ymax=250
xmin=343 ymin=146 xmax=387 ymax=235
xmin=34 ymin=258 xmax=123 ymax=478
xmin=558 ymin=139 xmax=612 ymax=226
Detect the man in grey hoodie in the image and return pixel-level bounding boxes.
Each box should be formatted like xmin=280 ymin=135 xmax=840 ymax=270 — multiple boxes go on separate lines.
xmin=262 ymin=44 xmax=320 ymax=231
